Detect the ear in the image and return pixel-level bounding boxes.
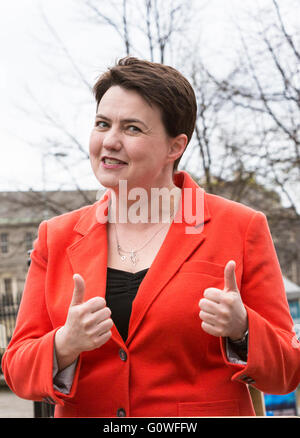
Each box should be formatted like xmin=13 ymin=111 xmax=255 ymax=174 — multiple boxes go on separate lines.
xmin=167 ymin=134 xmax=188 ymax=163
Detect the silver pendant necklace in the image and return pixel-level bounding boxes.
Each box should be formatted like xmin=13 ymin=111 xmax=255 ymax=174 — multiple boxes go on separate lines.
xmin=114 ymin=221 xmax=172 ymax=266
xmin=117 ymin=247 xmax=138 ymax=265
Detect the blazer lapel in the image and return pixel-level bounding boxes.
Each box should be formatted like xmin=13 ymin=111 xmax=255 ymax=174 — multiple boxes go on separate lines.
xmin=66 ymin=191 xmax=126 ymax=345
xmin=126 ymin=172 xmax=211 ymax=346
xmin=66 ymin=221 xmax=108 ymax=302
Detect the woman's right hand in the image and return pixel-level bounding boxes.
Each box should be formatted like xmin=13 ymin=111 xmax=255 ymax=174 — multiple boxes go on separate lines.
xmin=54 ymin=273 xmax=113 ymax=371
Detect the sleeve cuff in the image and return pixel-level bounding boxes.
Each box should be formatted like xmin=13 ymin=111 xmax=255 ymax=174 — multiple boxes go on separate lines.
xmin=225 ymin=337 xmax=248 ymax=365
xmin=53 ymin=348 xmax=77 ymax=395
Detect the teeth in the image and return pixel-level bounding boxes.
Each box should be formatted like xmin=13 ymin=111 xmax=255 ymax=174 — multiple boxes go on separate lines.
xmin=104 ymin=158 xmax=126 ymax=164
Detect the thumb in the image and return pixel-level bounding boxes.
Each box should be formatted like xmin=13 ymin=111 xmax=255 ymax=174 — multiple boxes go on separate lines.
xmin=70 ymin=273 xmax=86 ymax=306
xmin=224 ymin=260 xmax=239 ymax=293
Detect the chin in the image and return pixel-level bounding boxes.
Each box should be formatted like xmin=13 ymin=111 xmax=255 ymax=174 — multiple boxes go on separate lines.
xmin=96 ymin=172 xmax=123 ymax=189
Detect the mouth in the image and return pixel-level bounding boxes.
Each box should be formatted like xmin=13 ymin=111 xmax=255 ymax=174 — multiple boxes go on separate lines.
xmin=101 ymin=156 xmax=128 ymax=169
xmin=101 ymin=157 xmax=128 ymax=165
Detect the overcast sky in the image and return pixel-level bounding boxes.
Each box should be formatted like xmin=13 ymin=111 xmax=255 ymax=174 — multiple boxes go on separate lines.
xmin=0 ymin=0 xmax=297 ymax=195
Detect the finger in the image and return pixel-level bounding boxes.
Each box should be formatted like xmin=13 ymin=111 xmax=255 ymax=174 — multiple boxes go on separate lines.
xmin=95 ymin=330 xmax=112 ymax=347
xmin=201 ymin=321 xmax=221 ymax=337
xmin=84 ymin=296 xmax=107 ymax=313
xmin=85 ymin=307 xmax=112 ymax=327
xmin=203 ymin=288 xmax=221 ymax=303
xmin=224 ymin=260 xmax=239 ymax=293
xmin=199 ymin=298 xmax=219 ymax=314
xmin=71 ymin=274 xmax=86 ymax=306
xmin=88 ymin=318 xmax=114 ymax=339
xmin=87 ymin=329 xmax=113 ymax=351
xmin=97 ymin=318 xmax=114 ymax=336
xmin=199 ymin=310 xmax=217 ymax=326
xmin=84 ymin=318 xmax=114 ymax=339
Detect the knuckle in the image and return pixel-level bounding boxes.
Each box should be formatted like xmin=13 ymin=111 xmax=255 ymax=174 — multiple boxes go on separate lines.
xmin=83 ymin=320 xmax=92 ymax=331
xmin=75 ymin=304 xmax=89 ymax=320
xmin=83 ymin=314 xmax=93 ymax=328
xmin=219 ymin=320 xmax=228 ymax=331
xmin=224 ymin=294 xmax=235 ymax=306
xmin=92 ymin=338 xmax=101 ymax=348
xmin=81 ymin=320 xmax=88 ymax=331
xmin=219 ymin=307 xmax=230 ymax=319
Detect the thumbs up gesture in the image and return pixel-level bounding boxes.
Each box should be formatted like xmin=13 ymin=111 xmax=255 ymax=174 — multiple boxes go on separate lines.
xmin=54 ymin=274 xmax=113 ymax=371
xmin=199 ymin=261 xmax=248 ymax=341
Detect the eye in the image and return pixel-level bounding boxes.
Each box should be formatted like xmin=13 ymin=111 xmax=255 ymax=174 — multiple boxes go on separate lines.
xmin=126 ymin=125 xmax=141 ymax=133
xmin=95 ymin=120 xmax=109 ymax=129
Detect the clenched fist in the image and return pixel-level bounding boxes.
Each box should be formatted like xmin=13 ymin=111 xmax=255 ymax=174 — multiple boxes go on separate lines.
xmin=54 ymin=274 xmax=113 ymax=371
xmin=199 ymin=260 xmax=248 ymax=341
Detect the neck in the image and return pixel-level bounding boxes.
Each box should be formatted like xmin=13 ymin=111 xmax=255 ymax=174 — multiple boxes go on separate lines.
xmin=107 ymin=182 xmax=182 ymax=230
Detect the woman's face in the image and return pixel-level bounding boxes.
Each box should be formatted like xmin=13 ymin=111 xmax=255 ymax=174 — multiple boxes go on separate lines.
xmin=89 ymin=85 xmax=185 ymax=192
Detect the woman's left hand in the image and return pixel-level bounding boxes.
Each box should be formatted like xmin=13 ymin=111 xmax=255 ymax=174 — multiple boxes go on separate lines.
xmin=198 ymin=260 xmax=248 ymax=341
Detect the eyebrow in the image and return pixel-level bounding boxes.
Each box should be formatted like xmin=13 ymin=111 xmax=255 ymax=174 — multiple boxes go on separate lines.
xmin=95 ymin=113 xmax=149 ymax=129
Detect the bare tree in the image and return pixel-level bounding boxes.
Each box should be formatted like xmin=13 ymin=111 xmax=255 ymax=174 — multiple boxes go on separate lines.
xmin=18 ymin=0 xmax=300 ymax=218
xmin=183 ymin=0 xmax=300 ymax=284
xmin=82 ymin=0 xmax=196 ymax=64
xmin=7 ymin=0 xmax=204 ymax=216
xmin=198 ymin=0 xmax=300 ymax=213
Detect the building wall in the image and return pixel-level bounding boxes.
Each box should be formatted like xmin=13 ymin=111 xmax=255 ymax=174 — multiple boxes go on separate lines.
xmin=0 ymin=189 xmax=98 ymax=305
xmin=0 ymin=222 xmax=38 ymax=304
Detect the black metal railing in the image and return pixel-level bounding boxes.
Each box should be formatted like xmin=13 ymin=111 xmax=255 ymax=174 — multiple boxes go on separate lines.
xmin=0 ymin=297 xmax=21 ymax=373
xmin=0 ymin=251 xmax=54 ymax=418
xmin=34 ymin=400 xmax=55 ymax=418
xmin=0 ymin=295 xmax=55 ymax=417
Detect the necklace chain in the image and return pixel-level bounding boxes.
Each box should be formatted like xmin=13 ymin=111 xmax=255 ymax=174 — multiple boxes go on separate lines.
xmin=114 ymin=219 xmax=173 ymax=266
xmin=111 ymin=188 xmax=181 ymax=266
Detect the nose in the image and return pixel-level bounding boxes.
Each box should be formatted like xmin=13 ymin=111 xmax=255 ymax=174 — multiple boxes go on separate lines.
xmin=102 ymin=127 xmax=122 ymax=150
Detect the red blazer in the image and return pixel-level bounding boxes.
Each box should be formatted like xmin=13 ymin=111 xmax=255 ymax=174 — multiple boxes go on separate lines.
xmin=2 ymin=171 xmax=300 ymax=417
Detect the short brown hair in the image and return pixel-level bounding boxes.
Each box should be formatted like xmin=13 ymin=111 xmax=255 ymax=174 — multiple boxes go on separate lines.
xmin=93 ymin=57 xmax=197 ymax=171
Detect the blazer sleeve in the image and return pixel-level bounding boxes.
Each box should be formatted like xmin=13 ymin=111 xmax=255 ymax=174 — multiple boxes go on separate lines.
xmin=220 ymin=211 xmax=300 ymax=394
xmin=1 ymin=220 xmax=80 ymax=405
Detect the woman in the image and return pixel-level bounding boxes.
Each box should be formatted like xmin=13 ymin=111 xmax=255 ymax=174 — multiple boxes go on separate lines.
xmin=2 ymin=57 xmax=300 ymax=417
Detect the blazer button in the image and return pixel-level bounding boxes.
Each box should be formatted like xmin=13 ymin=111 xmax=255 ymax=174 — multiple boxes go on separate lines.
xmin=119 ymin=348 xmax=127 ymax=362
xmin=117 ymin=408 xmax=126 ymax=417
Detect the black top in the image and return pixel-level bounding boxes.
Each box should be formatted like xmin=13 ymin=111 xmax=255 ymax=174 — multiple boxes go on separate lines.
xmin=105 ymin=267 xmax=149 ymax=342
